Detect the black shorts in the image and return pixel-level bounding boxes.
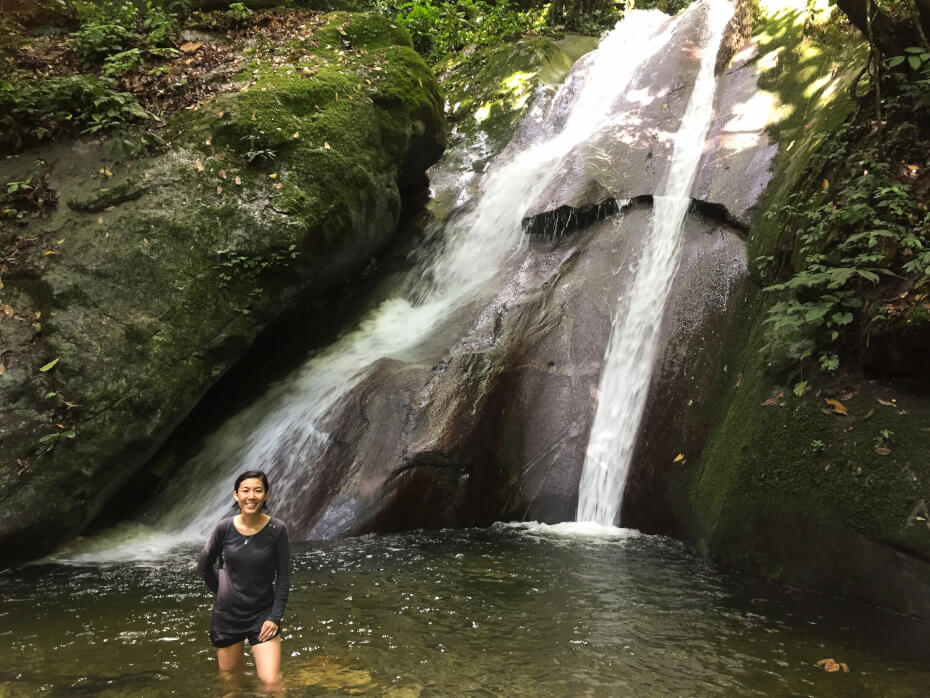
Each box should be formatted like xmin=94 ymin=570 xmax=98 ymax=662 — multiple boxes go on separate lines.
xmin=209 ymin=626 xmax=280 ymax=648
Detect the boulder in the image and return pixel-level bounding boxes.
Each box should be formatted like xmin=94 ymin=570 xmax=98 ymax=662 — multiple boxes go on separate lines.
xmin=0 ymin=12 xmax=445 ymax=565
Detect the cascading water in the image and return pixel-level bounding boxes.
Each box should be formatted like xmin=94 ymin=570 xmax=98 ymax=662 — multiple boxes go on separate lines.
xmin=68 ymin=9 xmax=686 ymax=560
xmin=575 ymin=0 xmax=734 ymax=526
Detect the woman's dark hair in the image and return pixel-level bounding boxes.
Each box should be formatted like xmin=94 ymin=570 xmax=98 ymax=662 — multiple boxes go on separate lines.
xmin=234 ymin=470 xmax=270 ymax=493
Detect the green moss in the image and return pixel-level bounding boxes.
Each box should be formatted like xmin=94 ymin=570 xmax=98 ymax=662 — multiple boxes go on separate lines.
xmin=746 ymin=1 xmax=865 ymax=263
xmin=438 ymin=36 xmax=596 ymax=150
xmin=314 ymin=11 xmax=413 ymax=50
xmin=664 ymin=0 xmax=930 ymax=612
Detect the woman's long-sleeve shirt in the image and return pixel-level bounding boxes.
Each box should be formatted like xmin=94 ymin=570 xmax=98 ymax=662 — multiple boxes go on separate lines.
xmin=197 ymin=516 xmax=290 ymax=633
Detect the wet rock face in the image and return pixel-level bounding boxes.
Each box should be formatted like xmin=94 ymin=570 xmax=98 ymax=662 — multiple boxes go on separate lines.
xmin=281 ymin=205 xmax=747 ymax=538
xmin=0 ymin=12 xmax=445 ymax=565
xmin=526 ymin=0 xmax=772 ymax=229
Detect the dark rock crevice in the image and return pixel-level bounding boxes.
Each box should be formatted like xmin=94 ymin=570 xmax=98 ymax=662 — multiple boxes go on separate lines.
xmin=522 ymin=194 xmax=750 ymax=241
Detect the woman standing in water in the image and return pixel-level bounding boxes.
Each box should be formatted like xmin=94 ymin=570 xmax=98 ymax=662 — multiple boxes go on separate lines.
xmin=198 ymin=470 xmax=290 ymax=692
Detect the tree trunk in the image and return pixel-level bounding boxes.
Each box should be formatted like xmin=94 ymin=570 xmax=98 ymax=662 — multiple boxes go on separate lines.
xmin=834 ymin=0 xmax=920 ymax=56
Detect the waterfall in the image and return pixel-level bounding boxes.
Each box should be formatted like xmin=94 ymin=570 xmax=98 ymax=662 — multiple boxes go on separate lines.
xmin=143 ymin=9 xmax=682 ymax=544
xmin=575 ymin=0 xmax=734 ymax=526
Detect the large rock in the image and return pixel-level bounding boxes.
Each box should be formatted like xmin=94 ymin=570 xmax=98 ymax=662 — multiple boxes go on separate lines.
xmin=0 ymin=12 xmax=445 ymax=564
xmin=525 ymin=0 xmax=762 ymax=227
xmin=245 ymin=205 xmax=747 ymax=539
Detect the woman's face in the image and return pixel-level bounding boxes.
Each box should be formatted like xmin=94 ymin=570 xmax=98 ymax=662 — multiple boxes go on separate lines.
xmin=234 ymin=478 xmax=268 ymax=516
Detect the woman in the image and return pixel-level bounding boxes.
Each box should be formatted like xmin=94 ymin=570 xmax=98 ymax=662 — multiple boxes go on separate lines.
xmin=198 ymin=470 xmax=290 ymax=691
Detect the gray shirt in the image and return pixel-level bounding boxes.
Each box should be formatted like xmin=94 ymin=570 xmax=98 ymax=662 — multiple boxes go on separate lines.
xmin=198 ymin=516 xmax=290 ymax=634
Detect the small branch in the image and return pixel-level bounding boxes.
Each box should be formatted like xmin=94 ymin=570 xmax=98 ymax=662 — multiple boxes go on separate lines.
xmin=866 ymin=0 xmax=882 ymax=126
xmin=906 ymin=0 xmax=930 ymax=48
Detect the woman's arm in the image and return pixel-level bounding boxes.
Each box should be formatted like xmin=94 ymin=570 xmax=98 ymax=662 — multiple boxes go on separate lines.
xmin=268 ymin=522 xmax=290 ymax=624
xmin=197 ymin=521 xmax=224 ymax=594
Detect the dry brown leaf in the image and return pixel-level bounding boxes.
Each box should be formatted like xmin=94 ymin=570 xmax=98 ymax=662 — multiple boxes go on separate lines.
xmin=761 ymin=392 xmax=784 ymax=406
xmin=815 ymin=657 xmax=850 ymax=673
xmin=43 ymin=250 xmax=56 ymax=256
xmin=673 ymin=453 xmax=685 ymax=463
xmin=205 ymin=137 xmax=212 ymax=146
xmin=822 ymin=178 xmax=829 ymax=190
xmin=97 ymin=217 xmax=103 ymax=224
xmin=0 ymin=363 xmax=5 ymax=376
xmin=268 ymin=173 xmax=277 ymax=179
xmin=323 ymin=141 xmax=331 ymax=149
xmin=235 ymin=176 xmax=242 ymax=185
xmin=219 ymin=169 xmax=226 ymax=179
xmin=1 ymin=304 xmax=13 ymax=318
xmin=877 ymin=398 xmax=895 ymax=406
xmin=875 ymin=446 xmax=891 ymax=456
xmin=834 ymin=387 xmax=858 ymax=401
xmin=825 ymin=398 xmax=848 ymax=415
xmin=216 ymin=185 xmax=223 ymax=194
xmin=180 ymin=41 xmax=203 ymax=54
xmin=195 ymin=159 xmax=205 ymax=172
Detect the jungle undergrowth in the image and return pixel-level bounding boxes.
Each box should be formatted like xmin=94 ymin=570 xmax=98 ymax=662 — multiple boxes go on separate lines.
xmin=757 ymin=57 xmax=930 ymax=385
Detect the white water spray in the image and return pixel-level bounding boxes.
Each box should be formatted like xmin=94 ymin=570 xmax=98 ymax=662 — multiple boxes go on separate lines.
xmin=576 ymin=0 xmax=734 ymax=526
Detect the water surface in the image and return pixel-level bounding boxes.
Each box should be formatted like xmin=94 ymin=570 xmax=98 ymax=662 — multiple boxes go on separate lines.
xmin=2 ymin=525 xmax=928 ymax=696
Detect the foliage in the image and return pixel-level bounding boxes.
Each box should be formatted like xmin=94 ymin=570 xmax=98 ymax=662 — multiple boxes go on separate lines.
xmin=227 ymin=2 xmax=253 ymax=23
xmin=380 ymin=0 xmax=545 ymax=60
xmin=886 ymin=47 xmax=930 ymax=110
xmin=0 ymin=76 xmax=154 ymax=151
xmin=70 ymin=0 xmax=178 ymax=66
xmin=759 ymin=110 xmax=930 ymax=375
xmin=215 ymin=245 xmax=300 ymax=312
xmin=102 ymin=48 xmax=145 ymax=76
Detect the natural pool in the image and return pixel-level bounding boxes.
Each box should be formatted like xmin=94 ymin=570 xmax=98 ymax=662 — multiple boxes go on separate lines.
xmin=1 ymin=523 xmax=928 ymax=696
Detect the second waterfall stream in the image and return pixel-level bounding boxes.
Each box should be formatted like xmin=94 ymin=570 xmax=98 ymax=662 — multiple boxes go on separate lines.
xmin=575 ymin=0 xmax=735 ymax=525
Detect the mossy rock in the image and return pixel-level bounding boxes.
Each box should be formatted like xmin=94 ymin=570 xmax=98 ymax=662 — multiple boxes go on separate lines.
xmin=0 ymin=11 xmax=444 ymax=564
xmin=662 ymin=0 xmax=930 ymax=616
xmin=438 ymin=35 xmax=597 ymax=152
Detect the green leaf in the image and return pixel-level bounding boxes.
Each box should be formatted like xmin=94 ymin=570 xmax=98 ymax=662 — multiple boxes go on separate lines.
xmin=39 ymin=357 xmax=60 ymax=372
xmin=819 ymin=354 xmax=840 ymax=372
xmin=793 ymin=380 xmax=808 ymax=397
xmin=856 ymin=269 xmax=880 ymax=283
xmin=38 ymin=433 xmax=60 ymax=444
xmin=909 ymin=55 xmax=922 ymax=70
xmin=832 ymin=312 xmax=854 ymax=326
xmin=887 ymin=55 xmax=906 ymax=67
xmin=805 ymin=303 xmax=832 ymax=322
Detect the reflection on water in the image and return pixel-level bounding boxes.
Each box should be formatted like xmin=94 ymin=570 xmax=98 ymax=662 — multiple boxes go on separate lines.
xmin=2 ymin=526 xmax=929 ymax=696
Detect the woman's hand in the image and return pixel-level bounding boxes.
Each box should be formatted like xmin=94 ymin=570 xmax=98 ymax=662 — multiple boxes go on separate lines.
xmin=258 ymin=620 xmax=279 ymax=642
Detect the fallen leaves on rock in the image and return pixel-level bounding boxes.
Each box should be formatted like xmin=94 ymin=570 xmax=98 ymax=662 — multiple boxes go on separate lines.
xmin=823 ymin=398 xmax=848 ymax=415
xmin=816 ymin=658 xmax=849 ymax=672
xmin=761 ymin=392 xmax=784 ymax=406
